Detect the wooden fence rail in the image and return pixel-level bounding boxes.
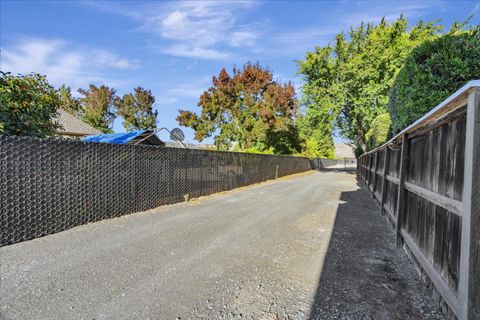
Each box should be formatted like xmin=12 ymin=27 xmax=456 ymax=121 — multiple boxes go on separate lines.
xmin=357 ymin=81 xmax=480 ymax=320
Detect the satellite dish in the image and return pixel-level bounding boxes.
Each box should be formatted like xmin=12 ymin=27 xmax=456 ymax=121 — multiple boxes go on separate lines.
xmin=170 ymin=128 xmax=185 ymax=142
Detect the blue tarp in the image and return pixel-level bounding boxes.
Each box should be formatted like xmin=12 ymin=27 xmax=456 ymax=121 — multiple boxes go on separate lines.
xmin=81 ymin=130 xmax=147 ymax=144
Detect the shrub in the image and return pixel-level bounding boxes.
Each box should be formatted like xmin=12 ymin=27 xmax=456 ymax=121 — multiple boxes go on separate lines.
xmin=0 ymin=72 xmax=61 ymax=137
xmin=388 ymin=23 xmax=480 ymax=133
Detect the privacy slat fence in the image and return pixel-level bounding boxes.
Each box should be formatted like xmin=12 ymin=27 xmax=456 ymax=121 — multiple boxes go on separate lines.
xmin=358 ymin=81 xmax=480 ymax=320
xmin=0 ymin=136 xmax=312 ymax=247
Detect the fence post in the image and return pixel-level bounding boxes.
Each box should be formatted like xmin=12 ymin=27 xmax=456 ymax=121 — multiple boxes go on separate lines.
xmin=372 ymin=151 xmax=380 ymax=199
xmin=380 ymin=146 xmax=390 ymax=215
xmin=395 ymin=134 xmax=409 ymax=246
xmin=459 ymin=88 xmax=480 ymax=320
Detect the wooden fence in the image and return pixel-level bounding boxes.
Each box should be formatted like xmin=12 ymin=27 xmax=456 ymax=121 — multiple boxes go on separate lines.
xmin=358 ymin=81 xmax=480 ymax=320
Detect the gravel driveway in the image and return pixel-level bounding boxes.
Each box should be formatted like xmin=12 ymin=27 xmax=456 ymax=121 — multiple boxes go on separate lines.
xmin=0 ymin=171 xmax=443 ymax=320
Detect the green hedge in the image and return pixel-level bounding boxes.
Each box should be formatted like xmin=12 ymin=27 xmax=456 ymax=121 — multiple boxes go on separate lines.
xmin=388 ymin=24 xmax=480 ymax=133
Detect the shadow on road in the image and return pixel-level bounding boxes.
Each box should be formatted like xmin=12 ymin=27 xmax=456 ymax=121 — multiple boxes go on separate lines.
xmin=316 ymin=167 xmax=357 ymax=173
xmin=307 ymin=177 xmax=445 ymax=320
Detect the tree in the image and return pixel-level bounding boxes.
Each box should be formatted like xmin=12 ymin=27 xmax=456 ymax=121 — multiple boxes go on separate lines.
xmin=58 ymin=85 xmax=81 ymax=115
xmin=297 ymin=114 xmax=335 ymax=158
xmin=365 ymin=113 xmax=391 ymax=151
xmin=0 ymin=72 xmax=61 ymax=137
xmin=297 ymin=17 xmax=440 ymax=152
xmin=78 ymin=84 xmax=116 ymax=133
xmin=114 ymin=87 xmax=158 ymax=131
xmin=389 ymin=22 xmax=480 ymax=132
xmin=177 ymin=62 xmax=301 ymax=154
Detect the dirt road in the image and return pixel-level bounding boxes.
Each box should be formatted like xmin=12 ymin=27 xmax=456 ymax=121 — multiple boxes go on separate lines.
xmin=0 ymin=171 xmax=443 ymax=319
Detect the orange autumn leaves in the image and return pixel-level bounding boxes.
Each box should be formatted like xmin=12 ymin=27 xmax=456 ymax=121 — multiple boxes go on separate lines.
xmin=177 ymin=63 xmax=300 ymax=154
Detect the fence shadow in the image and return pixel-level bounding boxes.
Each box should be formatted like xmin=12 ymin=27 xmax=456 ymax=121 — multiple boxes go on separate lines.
xmin=315 ymin=167 xmax=357 ymax=173
xmin=307 ymin=178 xmax=444 ymax=320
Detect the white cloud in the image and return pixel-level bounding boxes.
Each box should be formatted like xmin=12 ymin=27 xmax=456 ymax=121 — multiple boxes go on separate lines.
xmin=81 ymin=0 xmax=438 ymax=61
xmin=145 ymin=1 xmax=260 ymax=59
xmin=94 ymin=50 xmax=139 ymax=69
xmin=161 ymin=10 xmax=189 ymax=35
xmin=230 ymin=31 xmax=259 ymax=47
xmin=86 ymin=0 xmax=261 ymax=60
xmin=154 ymin=76 xmax=212 ymax=106
xmin=158 ymin=44 xmax=231 ymax=60
xmin=166 ymin=76 xmax=211 ymax=98
xmin=0 ymin=38 xmax=139 ymax=90
xmin=155 ymin=96 xmax=179 ymax=105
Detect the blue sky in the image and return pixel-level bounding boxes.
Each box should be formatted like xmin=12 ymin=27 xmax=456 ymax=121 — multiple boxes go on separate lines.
xmin=1 ymin=0 xmax=479 ymax=143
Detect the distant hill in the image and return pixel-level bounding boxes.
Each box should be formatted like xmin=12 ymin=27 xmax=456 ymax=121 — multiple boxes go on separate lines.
xmin=334 ymin=143 xmax=355 ymax=159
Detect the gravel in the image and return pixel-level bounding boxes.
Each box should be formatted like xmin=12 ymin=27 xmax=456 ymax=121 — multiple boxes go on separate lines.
xmin=0 ymin=171 xmax=444 ymax=320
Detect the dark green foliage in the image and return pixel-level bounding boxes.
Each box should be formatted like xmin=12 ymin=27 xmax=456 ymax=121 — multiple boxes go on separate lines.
xmin=389 ymin=23 xmax=480 ymax=133
xmin=0 ymin=72 xmax=61 ymax=137
xmin=266 ymin=123 xmax=302 ymax=155
xmin=114 ymin=87 xmax=158 ymax=131
xmin=354 ymin=145 xmax=364 ymax=159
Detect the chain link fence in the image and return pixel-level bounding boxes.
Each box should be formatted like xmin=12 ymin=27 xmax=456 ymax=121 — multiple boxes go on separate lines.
xmin=0 ymin=135 xmax=311 ymax=246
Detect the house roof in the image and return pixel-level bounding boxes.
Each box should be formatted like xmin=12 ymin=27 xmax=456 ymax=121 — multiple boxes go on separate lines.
xmin=55 ymin=109 xmax=102 ymax=136
xmin=81 ymin=130 xmax=165 ymax=146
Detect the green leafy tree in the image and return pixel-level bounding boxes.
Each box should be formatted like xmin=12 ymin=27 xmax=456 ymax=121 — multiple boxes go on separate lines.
xmin=0 ymin=72 xmax=61 ymax=137
xmin=114 ymin=87 xmax=158 ymax=131
xmin=297 ymin=114 xmax=335 ymax=158
xmin=78 ymin=84 xmax=116 ymax=133
xmin=177 ymin=63 xmax=301 ymax=154
xmin=297 ymin=16 xmax=440 ymax=152
xmin=365 ymin=113 xmax=391 ymax=151
xmin=389 ymin=22 xmax=480 ymax=132
xmin=58 ymin=85 xmax=81 ymax=115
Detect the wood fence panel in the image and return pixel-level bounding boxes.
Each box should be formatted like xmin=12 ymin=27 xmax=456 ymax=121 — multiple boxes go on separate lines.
xmin=407 ymin=113 xmax=466 ymax=201
xmin=384 ymin=180 xmax=398 ymax=223
xmin=357 ymin=82 xmax=480 ymax=319
xmin=388 ymin=148 xmax=401 ymax=178
xmin=403 ymin=191 xmax=461 ymax=291
xmin=377 ymin=149 xmax=385 ymax=172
